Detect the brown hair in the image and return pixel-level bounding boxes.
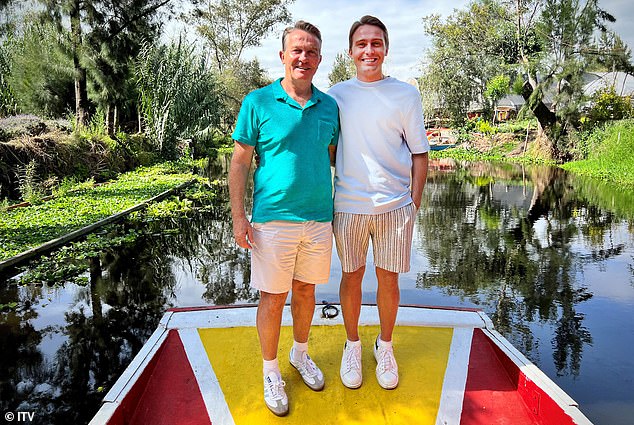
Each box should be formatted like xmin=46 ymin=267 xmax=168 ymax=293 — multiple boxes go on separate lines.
xmin=282 ymin=20 xmax=322 ymax=50
xmin=348 ymin=15 xmax=389 ymax=50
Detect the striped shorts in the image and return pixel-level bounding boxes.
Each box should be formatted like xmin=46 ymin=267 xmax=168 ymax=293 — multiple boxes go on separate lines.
xmin=333 ymin=203 xmax=417 ymax=274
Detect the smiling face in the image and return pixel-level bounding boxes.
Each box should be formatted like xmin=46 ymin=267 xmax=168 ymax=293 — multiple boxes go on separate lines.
xmin=280 ymin=29 xmax=322 ymax=85
xmin=349 ymin=24 xmax=388 ymax=82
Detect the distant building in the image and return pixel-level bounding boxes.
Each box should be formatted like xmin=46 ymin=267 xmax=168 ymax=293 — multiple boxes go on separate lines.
xmin=490 ymin=72 xmax=634 ymax=121
xmin=582 ymin=71 xmax=634 ymax=98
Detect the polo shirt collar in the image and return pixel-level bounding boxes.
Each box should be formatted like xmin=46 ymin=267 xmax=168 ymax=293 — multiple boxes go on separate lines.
xmin=274 ymin=78 xmax=321 ymax=109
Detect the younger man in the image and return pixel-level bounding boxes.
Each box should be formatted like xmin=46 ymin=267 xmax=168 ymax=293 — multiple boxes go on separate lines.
xmin=329 ymin=15 xmax=430 ymax=390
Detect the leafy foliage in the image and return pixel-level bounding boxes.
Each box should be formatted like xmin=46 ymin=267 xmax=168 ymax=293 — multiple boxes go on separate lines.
xmin=35 ymin=0 xmax=174 ymax=128
xmin=187 ymin=0 xmax=290 ymax=132
xmin=585 ymin=31 xmax=634 ymax=73
xmin=585 ymin=85 xmax=632 ymax=124
xmin=4 ymin=17 xmax=74 ymax=117
xmin=561 ymin=119 xmax=634 ymax=186
xmin=17 ymin=159 xmax=45 ymax=204
xmin=0 ymin=161 xmax=203 ymax=260
xmin=421 ymin=1 xmax=514 ymax=125
xmin=135 ymin=39 xmax=222 ymax=159
xmin=485 ymin=75 xmax=510 ymax=104
xmin=0 ymin=42 xmax=18 ymax=117
xmin=189 ymin=0 xmax=293 ymax=72
xmin=328 ymin=51 xmax=355 ymax=87
xmin=215 ymin=57 xmax=271 ymax=132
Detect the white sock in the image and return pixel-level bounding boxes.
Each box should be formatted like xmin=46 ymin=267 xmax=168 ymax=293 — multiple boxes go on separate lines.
xmin=292 ymin=341 xmax=308 ymax=361
xmin=346 ymin=339 xmax=362 ymax=349
xmin=263 ymin=358 xmax=280 ymax=377
xmin=377 ymin=335 xmax=392 ymax=349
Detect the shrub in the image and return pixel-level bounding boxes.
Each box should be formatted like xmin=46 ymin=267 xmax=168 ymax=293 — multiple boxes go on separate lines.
xmin=135 ymin=39 xmax=223 ymax=159
xmin=585 ymin=86 xmax=632 ymax=125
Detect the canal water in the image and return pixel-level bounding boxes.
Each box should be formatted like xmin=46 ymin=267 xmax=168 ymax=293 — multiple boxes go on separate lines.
xmin=1 ymin=158 xmax=633 ymax=424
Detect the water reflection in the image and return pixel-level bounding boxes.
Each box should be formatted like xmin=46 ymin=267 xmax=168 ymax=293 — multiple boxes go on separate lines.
xmin=417 ymin=161 xmax=597 ymax=376
xmin=1 ymin=159 xmax=633 ymax=424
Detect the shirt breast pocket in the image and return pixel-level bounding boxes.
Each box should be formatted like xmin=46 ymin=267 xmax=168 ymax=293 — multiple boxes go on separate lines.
xmin=318 ymin=120 xmax=336 ymax=146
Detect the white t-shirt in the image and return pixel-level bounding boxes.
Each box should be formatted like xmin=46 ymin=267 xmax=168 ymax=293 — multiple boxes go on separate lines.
xmin=328 ymin=77 xmax=430 ymax=214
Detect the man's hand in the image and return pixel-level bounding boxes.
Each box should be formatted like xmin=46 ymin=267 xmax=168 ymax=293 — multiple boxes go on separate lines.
xmin=233 ymin=216 xmax=254 ymax=249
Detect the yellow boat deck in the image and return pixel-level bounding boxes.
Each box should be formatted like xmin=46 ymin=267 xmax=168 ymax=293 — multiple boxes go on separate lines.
xmin=200 ymin=324 xmax=452 ymax=423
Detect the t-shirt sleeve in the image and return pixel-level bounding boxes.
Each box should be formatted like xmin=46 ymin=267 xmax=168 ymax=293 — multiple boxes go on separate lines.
xmin=403 ymin=91 xmax=430 ymax=154
xmin=232 ymin=94 xmax=258 ymax=146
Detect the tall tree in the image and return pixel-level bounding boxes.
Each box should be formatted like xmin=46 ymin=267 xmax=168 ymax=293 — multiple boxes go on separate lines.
xmin=3 ymin=17 xmax=74 ymax=117
xmin=189 ymin=0 xmax=294 ymax=72
xmin=485 ymin=74 xmax=511 ymax=122
xmin=39 ymin=0 xmax=174 ymax=130
xmin=422 ymin=0 xmax=513 ymax=124
xmin=501 ymin=0 xmax=618 ymax=155
xmin=585 ymin=31 xmax=634 ymax=74
xmin=187 ymin=0 xmax=292 ymax=130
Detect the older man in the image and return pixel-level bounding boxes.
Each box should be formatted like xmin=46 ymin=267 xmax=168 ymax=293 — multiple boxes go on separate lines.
xmin=229 ymin=21 xmax=339 ymax=416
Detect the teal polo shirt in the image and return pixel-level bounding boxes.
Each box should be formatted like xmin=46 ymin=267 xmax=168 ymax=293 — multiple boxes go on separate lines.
xmin=232 ymin=78 xmax=339 ymax=223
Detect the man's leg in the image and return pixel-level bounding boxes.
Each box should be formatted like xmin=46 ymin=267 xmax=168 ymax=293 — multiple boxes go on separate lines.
xmin=257 ymin=290 xmax=289 ymax=415
xmin=375 ymin=266 xmax=399 ymax=342
xmin=338 ymin=266 xmax=365 ymax=388
xmin=370 ymin=204 xmax=415 ymax=390
xmin=257 ymin=290 xmax=287 ymax=361
xmin=334 ymin=212 xmax=370 ymax=389
xmin=289 ymin=279 xmax=324 ymax=390
xmin=290 ymin=279 xmax=315 ymax=342
xmin=339 ymin=266 xmax=365 ymax=341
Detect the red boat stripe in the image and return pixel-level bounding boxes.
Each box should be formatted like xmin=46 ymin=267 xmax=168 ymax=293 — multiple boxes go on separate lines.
xmin=179 ymin=328 xmax=234 ymax=424
xmin=127 ymin=330 xmax=211 ymax=425
xmin=461 ymin=328 xmax=584 ymax=425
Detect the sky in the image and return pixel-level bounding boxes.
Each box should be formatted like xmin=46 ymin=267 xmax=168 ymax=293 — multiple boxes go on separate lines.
xmin=240 ymin=0 xmax=634 ymax=91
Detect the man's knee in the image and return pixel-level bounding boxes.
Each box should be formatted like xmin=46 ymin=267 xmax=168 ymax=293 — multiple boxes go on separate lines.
xmin=292 ymin=280 xmax=315 ymax=297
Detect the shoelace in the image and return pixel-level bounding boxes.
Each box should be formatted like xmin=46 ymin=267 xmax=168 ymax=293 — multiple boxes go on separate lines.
xmin=301 ymin=354 xmax=319 ymax=377
xmin=344 ymin=345 xmax=362 ymax=372
xmin=265 ymin=376 xmax=286 ymax=400
xmin=376 ymin=346 xmax=397 ymax=374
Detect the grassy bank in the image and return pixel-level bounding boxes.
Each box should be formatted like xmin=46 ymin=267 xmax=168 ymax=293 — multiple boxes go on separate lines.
xmin=561 ymin=119 xmax=634 ymax=187
xmin=0 ymin=160 xmax=209 ymax=261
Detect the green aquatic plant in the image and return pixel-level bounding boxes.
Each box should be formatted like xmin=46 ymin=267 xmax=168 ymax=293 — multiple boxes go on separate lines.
xmin=0 ymin=162 xmax=203 ymax=261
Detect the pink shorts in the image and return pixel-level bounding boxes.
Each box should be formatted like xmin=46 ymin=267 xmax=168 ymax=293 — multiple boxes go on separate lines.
xmin=250 ymin=220 xmax=333 ymax=294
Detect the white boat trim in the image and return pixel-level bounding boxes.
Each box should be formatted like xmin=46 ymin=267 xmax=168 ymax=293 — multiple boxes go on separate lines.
xmin=435 ymin=327 xmax=474 ymax=425
xmin=179 ymin=328 xmax=235 ymax=425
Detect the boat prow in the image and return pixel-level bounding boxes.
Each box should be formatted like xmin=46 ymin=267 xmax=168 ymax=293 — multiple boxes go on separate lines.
xmin=90 ymin=305 xmax=592 ymax=424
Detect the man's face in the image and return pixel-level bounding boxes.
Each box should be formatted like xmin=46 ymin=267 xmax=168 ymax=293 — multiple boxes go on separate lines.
xmin=280 ymin=29 xmax=322 ymax=83
xmin=349 ymin=24 xmax=387 ymax=82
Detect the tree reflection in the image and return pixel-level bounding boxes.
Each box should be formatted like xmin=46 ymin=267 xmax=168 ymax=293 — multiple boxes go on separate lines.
xmin=416 ymin=162 xmax=597 ymax=376
xmin=0 ymin=285 xmax=42 ymax=415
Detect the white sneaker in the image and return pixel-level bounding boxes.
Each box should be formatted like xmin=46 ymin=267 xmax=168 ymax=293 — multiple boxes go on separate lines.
xmin=340 ymin=341 xmax=362 ymax=389
xmin=374 ymin=337 xmax=398 ymax=389
xmin=289 ymin=347 xmax=325 ymax=391
xmin=263 ymin=371 xmax=288 ymax=416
